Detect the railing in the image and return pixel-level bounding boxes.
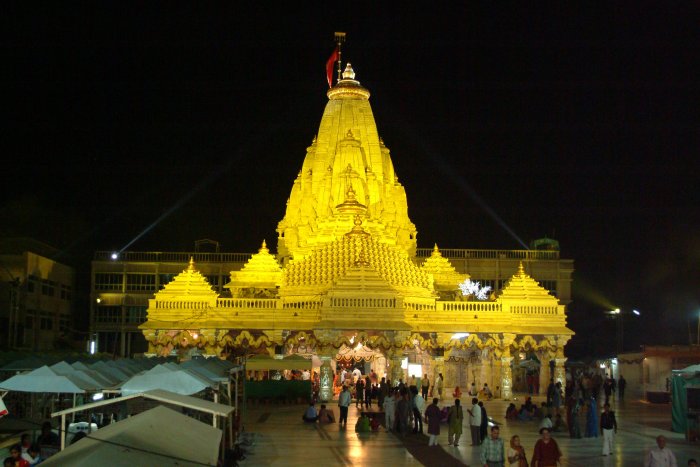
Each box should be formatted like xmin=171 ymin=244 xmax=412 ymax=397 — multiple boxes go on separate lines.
xmin=330 ymin=298 xmax=397 ymax=308
xmin=415 ymin=248 xmax=560 ymax=260
xmin=510 ymin=305 xmax=559 ymax=315
xmin=94 ymin=251 xmax=253 ymax=263
xmin=436 ymin=301 xmax=502 ymax=312
xmin=217 ymin=298 xmax=280 ymax=309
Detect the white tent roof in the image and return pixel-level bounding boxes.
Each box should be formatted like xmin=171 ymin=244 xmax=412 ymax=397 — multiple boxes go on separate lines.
xmin=120 ymin=368 xmax=216 ymax=396
xmin=674 ymin=364 xmax=700 ymax=373
xmin=0 ymin=366 xmax=88 ymax=394
xmin=42 ymin=405 xmax=222 ymax=466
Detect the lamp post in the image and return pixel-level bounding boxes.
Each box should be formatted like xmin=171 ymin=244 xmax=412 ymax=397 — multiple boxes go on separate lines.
xmin=606 ymin=308 xmax=640 ymax=354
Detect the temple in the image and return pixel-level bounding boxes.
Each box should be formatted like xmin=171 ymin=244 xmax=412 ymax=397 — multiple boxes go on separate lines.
xmin=139 ymin=62 xmax=574 ymax=401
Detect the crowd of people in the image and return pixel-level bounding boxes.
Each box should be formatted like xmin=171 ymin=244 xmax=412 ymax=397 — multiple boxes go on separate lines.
xmin=3 ymin=421 xmax=59 ymax=466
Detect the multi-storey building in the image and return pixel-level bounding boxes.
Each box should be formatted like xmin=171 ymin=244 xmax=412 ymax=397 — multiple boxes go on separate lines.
xmin=0 ymin=238 xmax=75 ymax=351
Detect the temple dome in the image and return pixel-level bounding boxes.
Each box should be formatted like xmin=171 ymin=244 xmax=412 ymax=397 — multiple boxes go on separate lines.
xmin=499 ymin=262 xmax=557 ymax=302
xmin=225 ymin=240 xmax=283 ymax=294
xmin=421 ymin=244 xmax=469 ymax=291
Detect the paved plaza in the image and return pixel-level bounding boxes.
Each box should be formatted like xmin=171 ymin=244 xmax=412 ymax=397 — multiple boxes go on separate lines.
xmin=238 ymin=394 xmax=699 ymax=466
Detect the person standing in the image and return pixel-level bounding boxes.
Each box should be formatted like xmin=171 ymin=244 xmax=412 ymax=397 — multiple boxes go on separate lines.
xmin=480 ymin=425 xmax=505 ymax=467
xmin=618 ymin=375 xmax=626 ymax=400
xmin=355 ymin=377 xmax=365 ymax=408
xmin=447 ymin=398 xmax=464 ymax=446
xmin=397 ymin=388 xmax=410 ymax=436
xmin=600 ymin=403 xmax=618 ymax=456
xmin=424 ymin=397 xmax=442 ymax=447
xmin=364 ymin=376 xmax=372 ymax=408
xmin=338 ymin=385 xmax=351 ymax=427
xmin=468 ymin=397 xmax=482 ymax=446
xmin=422 ymin=373 xmax=431 ymax=400
xmin=479 ymin=401 xmax=489 ymax=444
xmin=644 ymin=435 xmax=678 ymax=467
xmin=383 ymin=389 xmax=396 ymax=432
xmin=411 ymin=386 xmax=425 ymax=434
xmin=435 ymin=373 xmax=444 ymax=400
xmin=531 ymin=427 xmax=562 ymax=467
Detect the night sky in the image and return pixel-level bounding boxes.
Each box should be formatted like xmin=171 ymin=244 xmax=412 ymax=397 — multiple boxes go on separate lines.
xmin=3 ymin=3 xmax=699 ymax=358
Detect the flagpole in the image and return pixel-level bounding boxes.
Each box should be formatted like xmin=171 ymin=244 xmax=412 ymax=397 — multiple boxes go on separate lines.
xmin=334 ymin=32 xmax=346 ymax=83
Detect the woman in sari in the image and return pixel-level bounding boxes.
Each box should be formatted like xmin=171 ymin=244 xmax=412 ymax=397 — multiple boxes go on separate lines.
xmin=585 ymin=396 xmax=598 ymax=438
xmin=507 ymin=434 xmax=528 ymax=466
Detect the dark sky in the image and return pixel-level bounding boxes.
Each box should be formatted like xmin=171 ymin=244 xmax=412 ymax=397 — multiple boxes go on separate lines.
xmin=2 ymin=3 xmax=699 ymax=357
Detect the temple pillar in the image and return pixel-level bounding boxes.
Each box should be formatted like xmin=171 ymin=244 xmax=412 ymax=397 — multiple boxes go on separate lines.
xmin=480 ymin=348 xmax=492 ymax=392
xmin=319 ymin=355 xmax=334 ymax=402
xmin=387 ymin=350 xmax=405 ymax=386
xmin=500 ymin=333 xmax=516 ymax=400
xmin=493 ymin=358 xmax=502 ymax=398
xmin=554 ymin=358 xmax=567 ymax=386
xmin=501 ymin=357 xmax=514 ymax=400
xmin=539 ymin=350 xmax=552 ymax=396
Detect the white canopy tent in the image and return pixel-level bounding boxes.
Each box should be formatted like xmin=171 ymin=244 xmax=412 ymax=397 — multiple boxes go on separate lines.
xmin=119 ymin=366 xmax=216 ymax=396
xmin=0 ymin=366 xmax=88 ymax=394
xmin=43 ymin=405 xmax=222 ymax=466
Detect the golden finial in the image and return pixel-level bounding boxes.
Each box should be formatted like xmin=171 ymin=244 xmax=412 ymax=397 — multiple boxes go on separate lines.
xmin=260 ymin=240 xmax=268 ymax=253
xmin=188 ymin=256 xmax=196 ymax=271
xmin=517 ymin=261 xmax=525 ymax=276
xmin=342 ymin=63 xmax=356 ymax=80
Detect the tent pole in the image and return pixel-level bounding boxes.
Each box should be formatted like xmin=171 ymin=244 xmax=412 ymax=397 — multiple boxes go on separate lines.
xmin=60 ymin=413 xmax=66 ymax=451
xmin=72 ymin=394 xmax=76 ymax=422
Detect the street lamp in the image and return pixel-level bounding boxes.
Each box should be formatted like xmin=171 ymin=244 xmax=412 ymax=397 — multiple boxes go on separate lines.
xmin=605 ymin=308 xmax=641 ymax=354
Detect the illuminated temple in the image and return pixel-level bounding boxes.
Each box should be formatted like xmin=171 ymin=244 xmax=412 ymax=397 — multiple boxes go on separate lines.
xmin=138 ymin=63 xmax=574 ymax=401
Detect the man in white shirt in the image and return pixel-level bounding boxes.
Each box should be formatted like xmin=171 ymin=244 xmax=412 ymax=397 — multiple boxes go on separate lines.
xmin=644 ymin=435 xmax=677 ymax=467
xmin=352 ymin=367 xmax=362 ymax=383
xmin=467 ymin=397 xmax=482 ymax=446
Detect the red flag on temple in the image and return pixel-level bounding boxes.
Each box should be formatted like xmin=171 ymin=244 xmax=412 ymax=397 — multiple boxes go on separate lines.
xmin=326 ymin=46 xmax=339 ymax=88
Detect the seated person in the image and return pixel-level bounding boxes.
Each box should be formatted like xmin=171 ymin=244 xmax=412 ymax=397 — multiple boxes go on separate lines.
xmin=318 ymin=404 xmax=335 ymax=424
xmin=370 ymin=417 xmax=381 ymax=432
xmin=35 ymin=421 xmax=59 ymax=446
xmin=505 ymin=403 xmax=518 ymax=420
xmin=517 ymin=405 xmax=534 ymax=421
xmin=355 ymin=414 xmax=371 ymax=433
xmin=533 ymin=402 xmax=546 ymax=419
xmin=302 ymin=402 xmax=319 ymax=423
xmin=21 ymin=444 xmax=42 ymax=466
xmin=481 ymin=383 xmax=493 ymax=400
xmin=452 ymin=386 xmax=462 ymax=399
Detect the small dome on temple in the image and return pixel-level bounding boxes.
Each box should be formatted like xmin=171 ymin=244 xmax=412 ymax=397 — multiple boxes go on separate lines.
xmin=342 ymin=63 xmax=356 ymax=80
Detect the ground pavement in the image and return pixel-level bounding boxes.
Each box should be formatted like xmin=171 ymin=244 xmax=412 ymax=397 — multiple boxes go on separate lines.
xmin=238 ymin=393 xmax=699 ymax=467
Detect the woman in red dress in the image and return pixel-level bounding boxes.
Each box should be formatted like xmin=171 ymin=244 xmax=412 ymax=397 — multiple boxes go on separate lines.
xmin=531 ymin=427 xmax=562 ymax=467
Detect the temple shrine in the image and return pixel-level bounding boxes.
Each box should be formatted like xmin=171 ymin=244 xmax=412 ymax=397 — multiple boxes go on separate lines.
xmin=140 ymin=56 xmax=574 ymax=402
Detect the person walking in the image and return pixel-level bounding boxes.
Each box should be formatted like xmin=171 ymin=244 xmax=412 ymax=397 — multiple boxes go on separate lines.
xmin=644 ymin=435 xmax=678 ymax=467
xmin=338 ymin=385 xmax=351 ymax=427
xmin=397 ymin=388 xmax=410 ymax=436
xmin=531 ymin=427 xmax=562 ymax=467
xmin=507 ymin=435 xmax=528 ymax=467
xmin=424 ymin=397 xmax=442 ymax=447
xmin=600 ymin=403 xmax=617 ymax=456
xmin=412 ymin=386 xmax=425 ymax=434
xmin=480 ymin=425 xmax=505 ymax=467
xmin=364 ymin=376 xmax=372 ymax=408
xmin=618 ymin=375 xmax=626 ymax=400
xmin=468 ymin=397 xmax=482 ymax=446
xmin=447 ymin=398 xmax=464 ymax=446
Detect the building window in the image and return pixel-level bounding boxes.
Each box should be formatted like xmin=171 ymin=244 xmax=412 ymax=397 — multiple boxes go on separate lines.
xmin=40 ymin=312 xmax=54 ymax=330
xmin=95 ymin=273 xmax=123 ymax=292
xmin=540 ymin=280 xmax=558 ymax=296
xmin=41 ymin=279 xmax=56 ymax=297
xmin=126 ymin=274 xmax=156 ymax=292
xmin=126 ymin=306 xmax=147 ymax=324
xmin=27 ymin=275 xmax=38 ymax=293
xmin=95 ymin=306 xmax=121 ymax=324
xmin=159 ymin=274 xmax=177 ymax=290
xmin=60 ymin=285 xmax=72 ymax=300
